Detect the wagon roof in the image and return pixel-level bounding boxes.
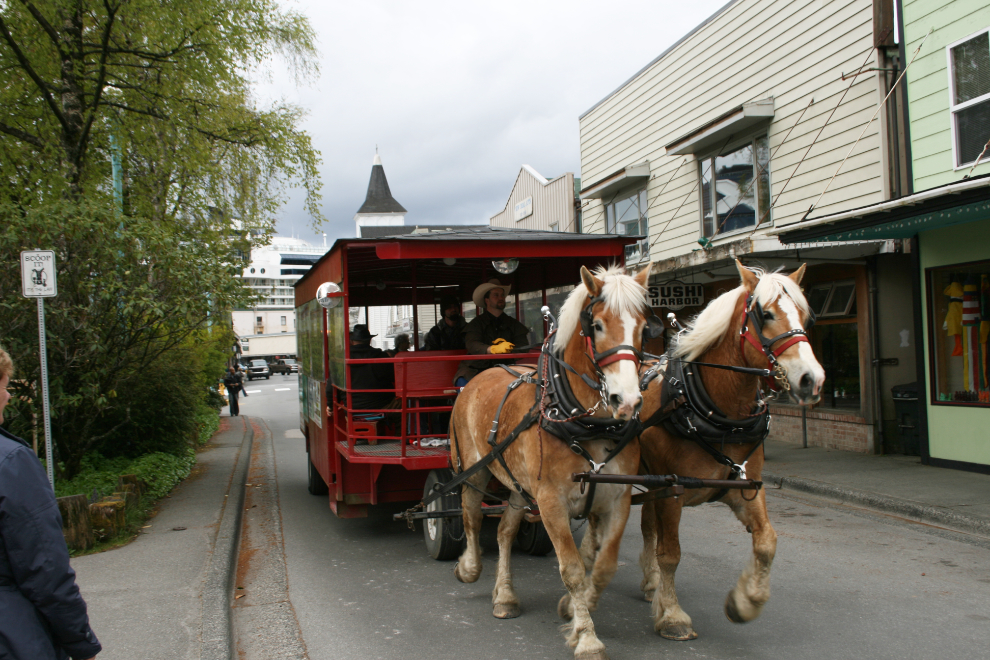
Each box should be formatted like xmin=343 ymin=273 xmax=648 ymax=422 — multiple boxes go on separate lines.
xmin=297 ymin=226 xmax=643 ymax=288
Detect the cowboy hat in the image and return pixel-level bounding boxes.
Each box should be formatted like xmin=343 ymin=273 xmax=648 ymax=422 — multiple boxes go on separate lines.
xmin=472 ymin=278 xmax=511 ymax=309
xmin=350 ymin=324 xmax=376 ymax=342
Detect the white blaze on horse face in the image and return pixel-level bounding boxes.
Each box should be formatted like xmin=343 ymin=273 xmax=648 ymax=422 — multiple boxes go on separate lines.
xmin=776 ymin=295 xmax=825 ymax=400
xmin=600 ymin=308 xmax=644 ymax=420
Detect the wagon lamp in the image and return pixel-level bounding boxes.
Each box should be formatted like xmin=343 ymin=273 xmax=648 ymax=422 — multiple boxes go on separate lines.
xmin=316 ymin=282 xmax=342 ymax=309
xmin=492 ymin=258 xmax=519 ymax=275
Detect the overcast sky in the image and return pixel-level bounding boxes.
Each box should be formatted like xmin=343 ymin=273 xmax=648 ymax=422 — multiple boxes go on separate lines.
xmin=253 ymin=0 xmax=732 ymax=246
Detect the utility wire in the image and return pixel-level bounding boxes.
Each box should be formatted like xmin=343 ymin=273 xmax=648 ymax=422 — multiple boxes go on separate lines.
xmin=805 ymin=28 xmax=933 ymax=219
xmin=963 ymin=136 xmax=990 ymax=178
xmin=762 ymin=43 xmax=879 ymax=225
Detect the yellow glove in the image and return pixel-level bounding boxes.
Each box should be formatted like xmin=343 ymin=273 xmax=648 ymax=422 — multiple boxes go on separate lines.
xmin=489 ymin=338 xmax=515 ymax=354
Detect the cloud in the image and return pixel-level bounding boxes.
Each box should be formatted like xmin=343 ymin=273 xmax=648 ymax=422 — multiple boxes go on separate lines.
xmin=254 ymin=0 xmax=733 ymax=245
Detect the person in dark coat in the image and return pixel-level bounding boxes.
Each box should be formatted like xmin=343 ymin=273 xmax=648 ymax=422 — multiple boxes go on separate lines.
xmin=223 ymin=366 xmax=241 ymax=416
xmin=0 ymin=345 xmax=101 ymax=660
xmin=453 ymin=279 xmax=530 ymax=386
xmin=422 ymin=295 xmax=467 ymax=351
xmin=347 ymin=325 xmax=396 ymax=410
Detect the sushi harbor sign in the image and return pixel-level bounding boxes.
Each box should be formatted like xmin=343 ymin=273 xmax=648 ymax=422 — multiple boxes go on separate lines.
xmin=648 ymin=280 xmax=704 ymax=311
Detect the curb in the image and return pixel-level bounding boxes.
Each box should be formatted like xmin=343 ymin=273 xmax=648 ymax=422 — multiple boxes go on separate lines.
xmin=202 ymin=417 xmax=254 ymax=660
xmin=762 ymin=470 xmax=990 ymax=540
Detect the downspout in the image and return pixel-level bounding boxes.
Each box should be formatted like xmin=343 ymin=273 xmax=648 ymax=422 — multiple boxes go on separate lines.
xmin=909 ymin=235 xmax=930 ymax=462
xmin=894 ymin=0 xmax=914 ymax=193
xmin=869 ymin=256 xmax=884 ymax=454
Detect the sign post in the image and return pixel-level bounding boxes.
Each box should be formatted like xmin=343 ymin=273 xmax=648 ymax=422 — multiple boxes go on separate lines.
xmin=20 ymin=250 xmax=57 ymax=488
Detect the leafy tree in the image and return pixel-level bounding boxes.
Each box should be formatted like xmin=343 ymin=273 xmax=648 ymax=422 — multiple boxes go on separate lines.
xmin=0 ymin=201 xmax=247 ymax=476
xmin=0 ymin=0 xmax=322 ymax=229
xmin=0 ymin=1 xmax=323 ymax=477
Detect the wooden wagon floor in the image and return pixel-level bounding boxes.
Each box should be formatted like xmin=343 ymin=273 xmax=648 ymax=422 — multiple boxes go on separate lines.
xmin=335 ymin=440 xmax=449 ymax=458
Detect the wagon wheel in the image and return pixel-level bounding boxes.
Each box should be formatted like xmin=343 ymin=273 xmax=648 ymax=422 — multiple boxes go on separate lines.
xmin=307 ymin=453 xmax=329 ymax=496
xmin=515 ymin=519 xmax=554 ymax=556
xmin=423 ymin=468 xmax=463 ymax=560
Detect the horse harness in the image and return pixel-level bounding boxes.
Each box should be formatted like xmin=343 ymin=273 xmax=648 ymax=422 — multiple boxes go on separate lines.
xmin=636 ymin=293 xmax=816 ymax=500
xmin=424 ymin=298 xmax=664 ymax=519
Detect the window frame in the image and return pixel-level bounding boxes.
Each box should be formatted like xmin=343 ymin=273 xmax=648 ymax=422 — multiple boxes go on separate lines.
xmin=925 ymin=259 xmax=990 ymax=408
xmin=946 ymin=27 xmax=990 ymax=170
xmin=697 ymin=133 xmax=771 ymax=240
xmin=603 ymin=186 xmax=650 ymax=264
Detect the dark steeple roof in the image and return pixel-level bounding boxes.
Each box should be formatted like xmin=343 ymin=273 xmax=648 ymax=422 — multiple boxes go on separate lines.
xmin=357 ymin=154 xmax=407 ymax=214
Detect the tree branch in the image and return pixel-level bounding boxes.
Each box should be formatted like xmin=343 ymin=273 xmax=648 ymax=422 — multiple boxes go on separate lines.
xmin=0 ymin=121 xmax=44 ymax=149
xmin=79 ymin=0 xmax=120 ymax=151
xmin=0 ymin=14 xmax=68 ymax=130
xmin=17 ymin=0 xmax=67 ymax=59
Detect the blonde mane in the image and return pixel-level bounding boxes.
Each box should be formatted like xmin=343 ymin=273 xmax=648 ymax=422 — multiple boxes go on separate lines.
xmin=672 ymin=268 xmax=810 ymax=361
xmin=554 ymin=264 xmax=648 ymax=353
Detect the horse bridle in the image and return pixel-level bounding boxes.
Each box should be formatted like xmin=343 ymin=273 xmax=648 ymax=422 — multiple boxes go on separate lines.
xmin=579 ymin=295 xmax=664 ymax=369
xmin=739 ymin=294 xmax=816 ymax=390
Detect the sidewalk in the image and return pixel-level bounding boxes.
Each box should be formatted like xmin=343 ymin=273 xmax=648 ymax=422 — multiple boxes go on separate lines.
xmin=763 ymin=438 xmax=990 ymax=539
xmin=71 ymin=414 xmax=252 ymax=660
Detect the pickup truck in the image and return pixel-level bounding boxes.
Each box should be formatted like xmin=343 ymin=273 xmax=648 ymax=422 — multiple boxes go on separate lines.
xmin=246 ymin=359 xmax=270 ymax=380
xmin=270 ymin=359 xmax=299 ymax=375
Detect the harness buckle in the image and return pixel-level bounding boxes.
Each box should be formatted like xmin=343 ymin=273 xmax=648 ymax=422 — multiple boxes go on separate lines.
xmin=734 ymin=460 xmax=748 ymax=480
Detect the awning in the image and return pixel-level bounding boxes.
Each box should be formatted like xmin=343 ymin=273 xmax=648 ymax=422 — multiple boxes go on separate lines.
xmin=665 ymin=98 xmax=774 ymax=156
xmin=579 ymin=161 xmax=650 ymax=200
xmin=772 ymin=174 xmax=990 ymax=244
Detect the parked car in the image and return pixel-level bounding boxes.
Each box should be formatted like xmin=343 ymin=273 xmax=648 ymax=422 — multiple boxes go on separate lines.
xmin=270 ymin=358 xmax=299 ymax=375
xmin=246 ymin=359 xmax=270 ymax=380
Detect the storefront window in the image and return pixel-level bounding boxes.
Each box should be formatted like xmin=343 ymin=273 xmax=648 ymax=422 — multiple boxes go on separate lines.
xmin=811 ymin=322 xmax=861 ymax=410
xmin=927 ymin=261 xmax=990 ymax=405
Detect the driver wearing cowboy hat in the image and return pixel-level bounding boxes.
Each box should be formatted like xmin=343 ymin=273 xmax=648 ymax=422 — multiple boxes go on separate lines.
xmin=453 ymin=279 xmax=530 ymax=386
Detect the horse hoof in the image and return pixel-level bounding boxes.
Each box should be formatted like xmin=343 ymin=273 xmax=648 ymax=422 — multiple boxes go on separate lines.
xmin=575 ymin=651 xmax=610 ymax=660
xmin=724 ymin=593 xmax=746 ymax=624
xmin=643 ymin=589 xmax=655 ymax=603
xmin=558 ymin=594 xmax=573 ymax=621
xmin=454 ymin=562 xmax=476 ymax=584
xmin=493 ymin=603 xmax=521 ymax=619
xmin=658 ymin=623 xmax=698 ymax=641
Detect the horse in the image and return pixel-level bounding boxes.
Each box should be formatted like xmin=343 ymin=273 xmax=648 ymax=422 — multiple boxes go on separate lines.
xmin=632 ymin=259 xmax=825 ymax=641
xmin=448 ymin=264 xmax=651 ymax=660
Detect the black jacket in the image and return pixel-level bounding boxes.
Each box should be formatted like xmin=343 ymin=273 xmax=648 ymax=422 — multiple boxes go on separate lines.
xmin=422 ymin=316 xmax=467 ymax=351
xmin=454 ymin=311 xmax=530 ymax=383
xmin=348 ymin=343 xmax=395 ymax=410
xmin=0 ymin=426 xmax=101 ymax=660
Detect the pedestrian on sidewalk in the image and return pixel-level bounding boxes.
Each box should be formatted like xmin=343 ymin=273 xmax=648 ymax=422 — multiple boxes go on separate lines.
xmin=224 ymin=366 xmax=241 ymax=416
xmin=0 ymin=344 xmax=101 ymax=660
xmin=236 ymin=364 xmax=248 ymax=397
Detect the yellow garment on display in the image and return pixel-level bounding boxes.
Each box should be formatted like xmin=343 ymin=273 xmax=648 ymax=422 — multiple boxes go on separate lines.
xmin=944 ymin=281 xmax=964 ymax=336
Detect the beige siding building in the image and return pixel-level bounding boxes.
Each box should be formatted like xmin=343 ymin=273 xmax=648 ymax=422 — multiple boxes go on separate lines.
xmin=577 ymin=0 xmax=921 ymax=457
xmin=580 ymin=0 xmax=894 ymax=266
xmin=490 ymin=165 xmax=578 ymax=232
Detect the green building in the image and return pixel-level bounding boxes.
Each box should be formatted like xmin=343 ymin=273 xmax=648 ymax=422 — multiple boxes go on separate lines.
xmin=780 ymin=0 xmax=990 ymax=472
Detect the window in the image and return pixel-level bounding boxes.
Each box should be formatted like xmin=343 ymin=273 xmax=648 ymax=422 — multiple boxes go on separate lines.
xmin=948 ymin=29 xmax=990 ymax=168
xmin=280 ymin=315 xmax=287 ymax=325
xmin=926 ymin=261 xmax=990 ymax=405
xmin=605 ymin=188 xmax=649 ymax=263
xmin=256 ymin=316 xmax=262 ymax=324
xmin=806 ymin=280 xmax=857 ymax=318
xmin=699 ymin=136 xmax=770 ymax=238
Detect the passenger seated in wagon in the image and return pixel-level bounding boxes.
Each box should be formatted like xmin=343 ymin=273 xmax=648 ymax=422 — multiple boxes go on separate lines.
xmin=422 ymin=295 xmax=466 ymax=351
xmin=453 ymin=279 xmax=530 ymax=387
xmin=346 ymin=324 xmax=397 ymax=410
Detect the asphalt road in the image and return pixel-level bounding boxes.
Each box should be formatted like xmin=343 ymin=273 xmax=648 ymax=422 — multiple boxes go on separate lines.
xmin=238 ymin=378 xmax=990 ymax=660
